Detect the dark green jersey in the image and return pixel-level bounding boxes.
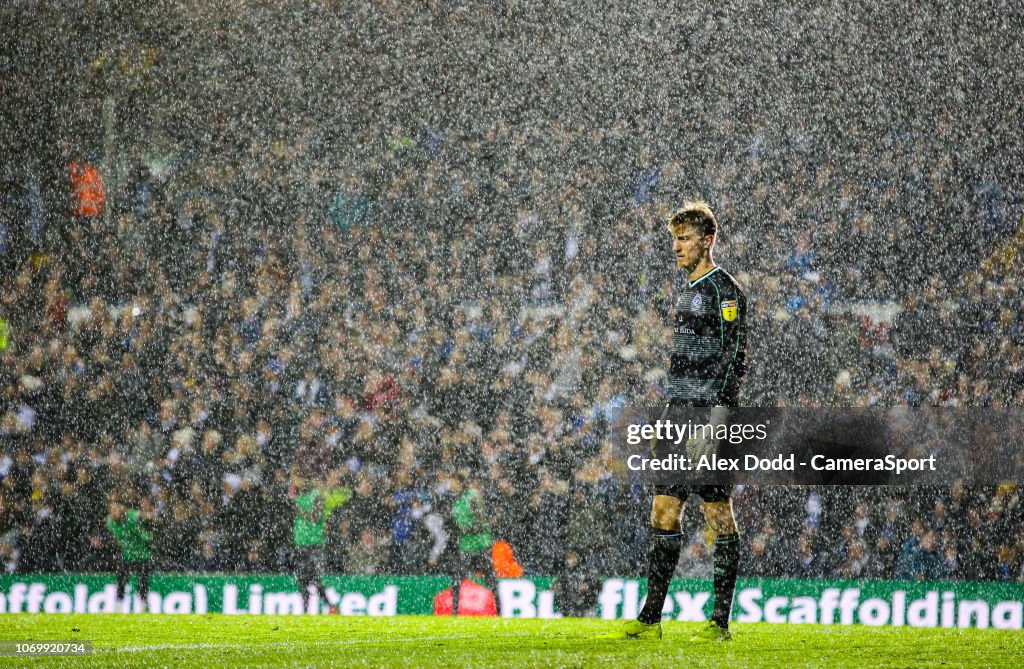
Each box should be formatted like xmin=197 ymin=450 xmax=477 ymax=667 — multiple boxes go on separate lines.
xmin=452 ymin=490 xmax=492 ymax=554
xmin=294 ymin=489 xmax=327 ymax=547
xmin=106 ymin=510 xmax=152 ymax=562
xmin=669 ymin=266 xmax=747 ymax=407
xmin=293 ymin=487 xmax=351 ymax=547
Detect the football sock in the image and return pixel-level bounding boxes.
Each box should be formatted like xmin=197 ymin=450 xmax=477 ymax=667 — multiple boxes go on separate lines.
xmin=712 ymin=533 xmax=740 ymax=628
xmin=317 ymin=584 xmax=331 ymax=607
xmin=637 ymin=528 xmax=683 ymax=624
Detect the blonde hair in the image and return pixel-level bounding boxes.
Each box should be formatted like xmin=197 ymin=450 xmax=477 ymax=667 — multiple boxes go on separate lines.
xmin=667 ymin=200 xmax=718 ymax=240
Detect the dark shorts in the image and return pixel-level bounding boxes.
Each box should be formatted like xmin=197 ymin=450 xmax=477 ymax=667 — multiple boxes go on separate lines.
xmin=294 ymin=545 xmax=325 ymax=584
xmin=115 ymin=558 xmax=152 ymax=598
xmin=456 ymin=549 xmax=495 ymax=585
xmin=655 ymin=484 xmax=733 ymax=503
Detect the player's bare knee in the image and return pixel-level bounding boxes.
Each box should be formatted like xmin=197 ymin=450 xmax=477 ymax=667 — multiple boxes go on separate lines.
xmin=651 ymin=512 xmax=682 ymax=532
xmin=651 ymin=495 xmax=683 ymax=531
xmin=702 ymin=501 xmax=738 ymax=535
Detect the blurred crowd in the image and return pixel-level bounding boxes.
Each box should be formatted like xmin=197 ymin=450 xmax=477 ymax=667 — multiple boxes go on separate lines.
xmin=2 ymin=1 xmax=1023 ymax=588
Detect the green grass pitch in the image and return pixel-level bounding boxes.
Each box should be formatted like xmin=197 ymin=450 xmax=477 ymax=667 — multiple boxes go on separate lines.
xmin=1 ymin=614 xmax=1021 ymax=668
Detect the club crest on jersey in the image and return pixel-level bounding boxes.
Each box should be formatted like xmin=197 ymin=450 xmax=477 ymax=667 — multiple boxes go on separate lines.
xmin=691 ymin=294 xmax=703 ymax=312
xmin=721 ymin=299 xmax=738 ymax=321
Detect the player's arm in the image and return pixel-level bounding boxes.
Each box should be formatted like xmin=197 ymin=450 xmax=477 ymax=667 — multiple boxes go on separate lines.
xmin=312 ymin=493 xmax=328 ymax=521
xmin=714 ymin=284 xmax=747 ymax=407
xmin=137 ymin=511 xmax=155 ymax=542
xmin=298 ymin=493 xmax=326 ymax=523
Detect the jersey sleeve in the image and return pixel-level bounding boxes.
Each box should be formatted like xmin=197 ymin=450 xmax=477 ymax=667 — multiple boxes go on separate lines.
xmin=715 ymin=282 xmax=748 ymax=406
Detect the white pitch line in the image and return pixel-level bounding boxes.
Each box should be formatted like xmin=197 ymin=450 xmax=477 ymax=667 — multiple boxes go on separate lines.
xmin=106 ymin=632 xmax=533 ymax=654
